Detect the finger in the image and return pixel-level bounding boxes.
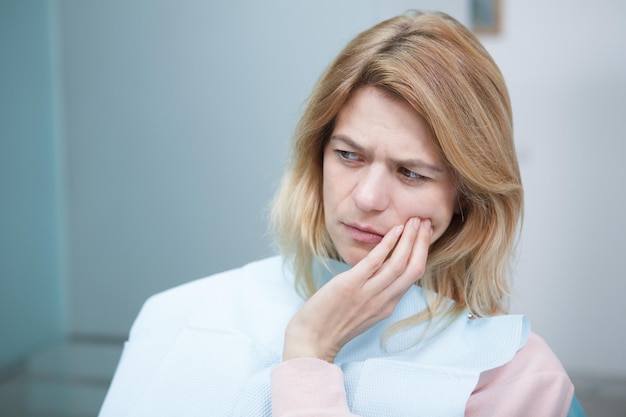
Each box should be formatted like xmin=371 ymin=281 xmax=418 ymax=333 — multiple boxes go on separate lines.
xmin=362 ymin=217 xmax=421 ymax=292
xmin=386 ymin=217 xmax=422 ymax=266
xmin=350 ymin=224 xmax=405 ymax=279
xmin=387 ymin=218 xmax=431 ymax=295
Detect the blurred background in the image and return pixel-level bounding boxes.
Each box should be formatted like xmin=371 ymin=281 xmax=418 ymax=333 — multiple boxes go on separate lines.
xmin=1 ymin=0 xmax=625 ymax=416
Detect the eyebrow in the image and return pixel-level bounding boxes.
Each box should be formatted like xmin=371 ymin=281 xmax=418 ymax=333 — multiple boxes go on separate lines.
xmin=329 ymin=134 xmax=445 ymax=173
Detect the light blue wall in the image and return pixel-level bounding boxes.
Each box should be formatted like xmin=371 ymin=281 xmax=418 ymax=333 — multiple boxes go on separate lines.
xmin=0 ymin=0 xmax=65 ymax=370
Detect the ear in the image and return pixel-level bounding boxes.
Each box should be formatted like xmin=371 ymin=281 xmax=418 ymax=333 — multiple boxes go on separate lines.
xmin=454 ymin=194 xmax=468 ymax=215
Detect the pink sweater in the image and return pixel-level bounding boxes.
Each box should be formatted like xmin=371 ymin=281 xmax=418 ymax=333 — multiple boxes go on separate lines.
xmin=271 ymin=332 xmax=574 ymax=417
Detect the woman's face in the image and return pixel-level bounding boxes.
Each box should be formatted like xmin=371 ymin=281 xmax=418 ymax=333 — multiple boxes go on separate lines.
xmin=323 ymin=86 xmax=458 ymax=266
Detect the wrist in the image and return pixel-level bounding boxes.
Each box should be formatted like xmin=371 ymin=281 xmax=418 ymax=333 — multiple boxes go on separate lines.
xmin=283 ymin=327 xmax=337 ymax=363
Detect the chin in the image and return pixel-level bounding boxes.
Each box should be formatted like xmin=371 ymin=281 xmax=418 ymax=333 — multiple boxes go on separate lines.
xmin=337 ymin=247 xmax=369 ymax=267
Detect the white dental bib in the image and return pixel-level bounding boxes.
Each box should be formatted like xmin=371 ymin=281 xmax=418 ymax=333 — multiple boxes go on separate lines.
xmin=99 ymin=256 xmax=528 ymax=417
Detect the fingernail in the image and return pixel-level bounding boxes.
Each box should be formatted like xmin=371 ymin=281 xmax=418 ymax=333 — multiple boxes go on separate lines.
xmin=394 ymin=225 xmax=404 ymax=236
xmin=423 ymin=219 xmax=431 ymax=232
xmin=412 ymin=217 xmax=421 ymax=230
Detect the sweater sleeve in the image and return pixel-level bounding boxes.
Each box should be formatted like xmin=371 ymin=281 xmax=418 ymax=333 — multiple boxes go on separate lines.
xmin=465 ymin=332 xmax=574 ymax=417
xmin=271 ymin=358 xmax=360 ymax=417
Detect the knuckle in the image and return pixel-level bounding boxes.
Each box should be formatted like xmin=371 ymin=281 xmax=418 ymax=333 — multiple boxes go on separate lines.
xmin=380 ymin=303 xmax=396 ymax=319
xmin=337 ymin=281 xmax=358 ymax=299
xmin=361 ymin=257 xmax=380 ymax=273
xmin=413 ymin=265 xmax=425 ymax=278
xmin=388 ymin=261 xmax=406 ymax=278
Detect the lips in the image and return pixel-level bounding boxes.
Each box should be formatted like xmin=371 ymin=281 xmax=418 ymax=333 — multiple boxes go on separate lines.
xmin=342 ymin=222 xmax=385 ymax=244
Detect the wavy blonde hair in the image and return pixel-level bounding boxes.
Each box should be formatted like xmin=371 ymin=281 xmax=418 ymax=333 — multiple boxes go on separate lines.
xmin=271 ymin=11 xmax=523 ymax=326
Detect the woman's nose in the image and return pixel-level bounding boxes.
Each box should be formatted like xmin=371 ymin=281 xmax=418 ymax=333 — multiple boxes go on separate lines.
xmin=352 ymin=166 xmax=390 ymax=212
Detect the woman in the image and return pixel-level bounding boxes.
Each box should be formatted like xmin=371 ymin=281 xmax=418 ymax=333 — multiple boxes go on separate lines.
xmin=99 ymin=11 xmax=574 ymax=417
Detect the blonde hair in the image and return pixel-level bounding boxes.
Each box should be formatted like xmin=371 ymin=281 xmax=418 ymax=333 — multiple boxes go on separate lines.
xmin=271 ymin=11 xmax=523 ymax=325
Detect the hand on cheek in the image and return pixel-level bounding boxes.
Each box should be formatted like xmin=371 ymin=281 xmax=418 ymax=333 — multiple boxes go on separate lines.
xmin=283 ymin=217 xmax=432 ymax=363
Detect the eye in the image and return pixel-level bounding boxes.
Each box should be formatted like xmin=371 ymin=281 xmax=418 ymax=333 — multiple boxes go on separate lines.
xmin=335 ymin=150 xmax=360 ymax=162
xmin=338 ymin=150 xmax=359 ymax=160
xmin=398 ymin=166 xmax=428 ymax=182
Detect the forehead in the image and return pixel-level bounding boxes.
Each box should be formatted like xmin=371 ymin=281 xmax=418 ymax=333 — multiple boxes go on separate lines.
xmin=332 ymin=86 xmax=442 ymax=161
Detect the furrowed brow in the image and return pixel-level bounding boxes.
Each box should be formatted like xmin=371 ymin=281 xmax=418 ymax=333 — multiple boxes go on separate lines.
xmin=330 ymin=134 xmax=444 ymax=174
xmin=398 ymin=158 xmax=444 ymax=174
xmin=329 ymin=134 xmax=366 ymax=152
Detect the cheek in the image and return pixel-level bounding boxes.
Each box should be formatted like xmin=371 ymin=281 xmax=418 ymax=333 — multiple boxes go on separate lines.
xmin=322 ymin=150 xmax=344 ymax=226
xmin=322 ymin=153 xmax=351 ymax=212
xmin=433 ymin=195 xmax=458 ymax=241
xmin=401 ymin=189 xmax=457 ymax=241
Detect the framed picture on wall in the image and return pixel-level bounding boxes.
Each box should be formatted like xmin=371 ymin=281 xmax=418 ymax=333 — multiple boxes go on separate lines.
xmin=470 ymin=0 xmax=501 ymax=35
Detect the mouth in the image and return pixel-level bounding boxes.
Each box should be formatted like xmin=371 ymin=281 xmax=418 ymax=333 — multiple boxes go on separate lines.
xmin=342 ymin=222 xmax=385 ymax=244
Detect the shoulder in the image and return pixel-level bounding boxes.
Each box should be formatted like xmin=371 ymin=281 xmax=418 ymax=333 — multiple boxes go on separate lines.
xmin=128 ymin=255 xmax=286 ymax=341
xmin=467 ymin=332 xmax=574 ymax=417
xmin=477 ymin=332 xmax=569 ymax=386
